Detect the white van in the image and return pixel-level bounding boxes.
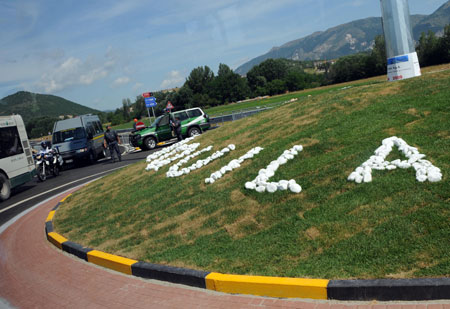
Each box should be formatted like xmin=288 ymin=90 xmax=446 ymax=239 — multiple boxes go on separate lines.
xmin=0 ymin=115 xmax=36 ymax=201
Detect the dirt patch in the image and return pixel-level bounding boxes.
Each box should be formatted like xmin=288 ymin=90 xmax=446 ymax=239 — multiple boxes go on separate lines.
xmin=385 ymin=127 xmax=397 ymax=135
xmin=223 ymin=190 xmax=263 ymax=239
xmin=405 ymin=108 xmax=419 ymax=116
xmin=405 ymin=119 xmax=422 ymax=128
xmin=385 ymin=270 xmax=416 ymax=279
xmin=305 ymin=227 xmax=320 ymax=240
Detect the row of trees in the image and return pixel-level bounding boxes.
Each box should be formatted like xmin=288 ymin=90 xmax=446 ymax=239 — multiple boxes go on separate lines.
xmin=109 ymin=25 xmax=449 ymax=125
xmin=110 ymin=59 xmax=325 ymax=125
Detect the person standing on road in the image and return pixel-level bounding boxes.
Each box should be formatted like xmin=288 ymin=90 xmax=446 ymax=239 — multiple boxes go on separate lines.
xmin=103 ymin=125 xmax=122 ymax=163
xmin=171 ymin=117 xmax=182 ymax=141
xmin=133 ymin=118 xmax=138 ymax=131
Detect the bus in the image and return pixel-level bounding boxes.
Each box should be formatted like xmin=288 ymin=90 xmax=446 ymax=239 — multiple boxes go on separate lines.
xmin=0 ymin=115 xmax=36 ymax=201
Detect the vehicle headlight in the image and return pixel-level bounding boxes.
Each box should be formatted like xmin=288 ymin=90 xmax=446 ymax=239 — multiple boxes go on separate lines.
xmin=76 ymin=148 xmax=88 ymax=153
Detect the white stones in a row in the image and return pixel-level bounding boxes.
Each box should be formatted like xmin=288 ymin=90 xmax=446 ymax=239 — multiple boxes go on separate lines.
xmin=205 ymin=146 xmax=264 ymax=184
xmin=348 ymin=136 xmax=442 ymax=183
xmin=167 ymin=144 xmax=236 ymax=178
xmin=245 ymin=145 xmax=303 ymax=194
xmin=166 ymin=145 xmax=213 ymax=177
xmin=145 ymin=136 xmax=198 ymax=171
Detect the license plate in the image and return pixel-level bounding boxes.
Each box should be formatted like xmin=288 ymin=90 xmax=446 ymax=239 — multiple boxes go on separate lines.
xmin=65 ymin=159 xmax=73 ymax=163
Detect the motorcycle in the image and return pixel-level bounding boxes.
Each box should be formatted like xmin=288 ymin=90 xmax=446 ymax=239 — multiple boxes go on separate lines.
xmin=34 ymin=145 xmax=64 ymax=182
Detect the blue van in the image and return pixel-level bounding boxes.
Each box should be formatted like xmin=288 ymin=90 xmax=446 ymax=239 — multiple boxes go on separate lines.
xmin=52 ymin=115 xmax=104 ymax=165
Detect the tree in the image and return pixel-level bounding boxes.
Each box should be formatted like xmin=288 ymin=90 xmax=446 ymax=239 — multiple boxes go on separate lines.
xmin=417 ymin=30 xmax=440 ymax=67
xmin=132 ymin=96 xmax=146 ymax=119
xmin=247 ymin=58 xmax=288 ymax=92
xmin=121 ymin=98 xmax=132 ymax=121
xmin=266 ymin=79 xmax=287 ymax=95
xmin=370 ymin=35 xmax=387 ymax=76
xmin=210 ymin=63 xmax=250 ymax=103
xmin=437 ymin=25 xmax=450 ymax=64
xmin=328 ymin=53 xmax=371 ymax=83
xmin=285 ymin=71 xmax=306 ymax=92
xmin=185 ymin=66 xmax=214 ymax=94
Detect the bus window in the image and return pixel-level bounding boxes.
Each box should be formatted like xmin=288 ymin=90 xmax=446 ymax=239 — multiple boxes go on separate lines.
xmin=0 ymin=126 xmax=24 ymax=159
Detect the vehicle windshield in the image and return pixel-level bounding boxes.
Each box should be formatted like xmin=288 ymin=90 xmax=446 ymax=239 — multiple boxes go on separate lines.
xmin=53 ymin=128 xmax=86 ymax=143
xmin=150 ymin=116 xmax=163 ymax=127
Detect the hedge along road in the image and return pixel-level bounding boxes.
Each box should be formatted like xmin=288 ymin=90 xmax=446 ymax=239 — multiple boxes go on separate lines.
xmin=0 ymin=146 xmax=151 ymax=227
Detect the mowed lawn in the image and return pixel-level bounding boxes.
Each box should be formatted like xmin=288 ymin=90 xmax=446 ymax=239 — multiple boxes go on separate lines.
xmin=54 ymin=65 xmax=450 ymax=279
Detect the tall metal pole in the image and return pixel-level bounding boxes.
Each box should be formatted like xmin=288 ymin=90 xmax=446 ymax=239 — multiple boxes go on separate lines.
xmin=380 ymin=0 xmax=421 ymax=81
xmin=147 ymin=107 xmax=151 ymax=126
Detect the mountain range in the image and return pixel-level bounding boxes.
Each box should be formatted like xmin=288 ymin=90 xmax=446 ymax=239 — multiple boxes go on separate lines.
xmin=0 ymin=91 xmax=100 ymax=123
xmin=235 ymin=1 xmax=450 ymax=75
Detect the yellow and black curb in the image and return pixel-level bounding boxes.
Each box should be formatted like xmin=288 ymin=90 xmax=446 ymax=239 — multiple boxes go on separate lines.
xmin=46 ymin=195 xmax=450 ymax=301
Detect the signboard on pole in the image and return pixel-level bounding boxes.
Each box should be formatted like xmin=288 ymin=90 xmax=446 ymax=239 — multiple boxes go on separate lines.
xmin=143 ymin=92 xmax=152 ymax=98
xmin=166 ymin=101 xmax=174 ymax=110
xmin=145 ymin=97 xmax=157 ymax=108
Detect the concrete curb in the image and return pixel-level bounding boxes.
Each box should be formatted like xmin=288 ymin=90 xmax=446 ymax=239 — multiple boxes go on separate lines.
xmin=46 ymin=194 xmax=450 ymax=301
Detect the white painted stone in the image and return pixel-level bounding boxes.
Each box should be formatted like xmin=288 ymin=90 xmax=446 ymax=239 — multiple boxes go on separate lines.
xmin=266 ymin=183 xmax=278 ymax=193
xmin=245 ymin=182 xmax=256 ymax=190
xmin=289 ymin=183 xmax=302 ymax=193
xmin=348 ymin=136 xmax=442 ymax=184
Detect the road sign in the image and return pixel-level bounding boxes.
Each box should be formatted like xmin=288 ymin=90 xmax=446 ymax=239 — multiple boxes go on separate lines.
xmin=145 ymin=97 xmax=157 ymax=108
xmin=166 ymin=101 xmax=174 ymax=110
xmin=142 ymin=92 xmax=152 ymax=98
xmin=135 ymin=121 xmax=145 ymax=130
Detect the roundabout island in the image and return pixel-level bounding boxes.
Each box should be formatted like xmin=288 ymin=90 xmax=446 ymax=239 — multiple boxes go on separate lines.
xmin=49 ymin=70 xmax=450 ymax=301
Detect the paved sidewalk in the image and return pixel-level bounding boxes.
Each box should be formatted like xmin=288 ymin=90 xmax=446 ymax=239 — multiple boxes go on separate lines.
xmin=0 ymin=191 xmax=449 ymax=308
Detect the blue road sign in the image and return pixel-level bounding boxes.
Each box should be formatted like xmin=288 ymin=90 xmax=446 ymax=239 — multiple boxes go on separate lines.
xmin=145 ymin=97 xmax=157 ymax=108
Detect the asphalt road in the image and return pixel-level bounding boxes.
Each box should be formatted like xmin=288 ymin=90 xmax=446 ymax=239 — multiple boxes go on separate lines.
xmin=0 ymin=147 xmax=152 ymax=227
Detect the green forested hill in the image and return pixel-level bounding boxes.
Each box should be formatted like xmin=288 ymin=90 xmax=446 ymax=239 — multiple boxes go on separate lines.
xmin=0 ymin=91 xmax=99 ymax=122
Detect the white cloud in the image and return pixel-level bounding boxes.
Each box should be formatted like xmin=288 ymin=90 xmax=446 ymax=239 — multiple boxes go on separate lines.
xmin=112 ymin=76 xmax=131 ymax=87
xmin=160 ymin=70 xmax=184 ymax=89
xmin=36 ymin=52 xmax=117 ymax=93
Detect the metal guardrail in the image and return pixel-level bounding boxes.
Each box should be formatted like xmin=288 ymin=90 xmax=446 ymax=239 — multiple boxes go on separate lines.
xmin=209 ymin=107 xmax=272 ymax=124
xmin=208 ymin=98 xmax=296 ymax=124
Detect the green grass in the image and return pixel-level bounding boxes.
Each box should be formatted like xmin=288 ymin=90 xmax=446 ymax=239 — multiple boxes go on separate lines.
xmin=54 ymin=66 xmax=450 ymax=279
xmin=204 ymin=79 xmax=383 ymax=116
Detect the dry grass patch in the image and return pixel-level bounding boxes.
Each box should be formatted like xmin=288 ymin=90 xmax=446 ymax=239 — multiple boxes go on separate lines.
xmin=305 ymin=227 xmax=320 ymax=240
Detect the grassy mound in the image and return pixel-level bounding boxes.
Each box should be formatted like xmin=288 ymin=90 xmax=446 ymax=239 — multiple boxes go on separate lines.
xmin=54 ymin=65 xmax=450 ymax=279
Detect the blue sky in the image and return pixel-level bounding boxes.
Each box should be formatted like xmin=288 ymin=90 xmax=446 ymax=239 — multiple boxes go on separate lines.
xmin=0 ymin=0 xmax=447 ymax=111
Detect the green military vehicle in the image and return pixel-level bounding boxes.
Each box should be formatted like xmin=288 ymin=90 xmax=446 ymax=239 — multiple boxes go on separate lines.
xmin=129 ymin=107 xmax=211 ymax=150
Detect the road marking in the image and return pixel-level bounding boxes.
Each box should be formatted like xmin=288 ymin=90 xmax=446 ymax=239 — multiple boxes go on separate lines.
xmin=0 ymin=166 xmax=124 ymax=215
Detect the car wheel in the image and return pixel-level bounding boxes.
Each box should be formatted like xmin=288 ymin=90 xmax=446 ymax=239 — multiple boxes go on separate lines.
xmin=188 ymin=127 xmax=201 ymax=137
xmin=37 ymin=165 xmax=46 ymax=182
xmin=143 ymin=136 xmax=157 ymax=150
xmin=0 ymin=173 xmax=11 ymax=201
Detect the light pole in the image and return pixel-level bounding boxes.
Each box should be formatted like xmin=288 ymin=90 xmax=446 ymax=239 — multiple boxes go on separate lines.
xmin=380 ymin=0 xmax=421 ymax=81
